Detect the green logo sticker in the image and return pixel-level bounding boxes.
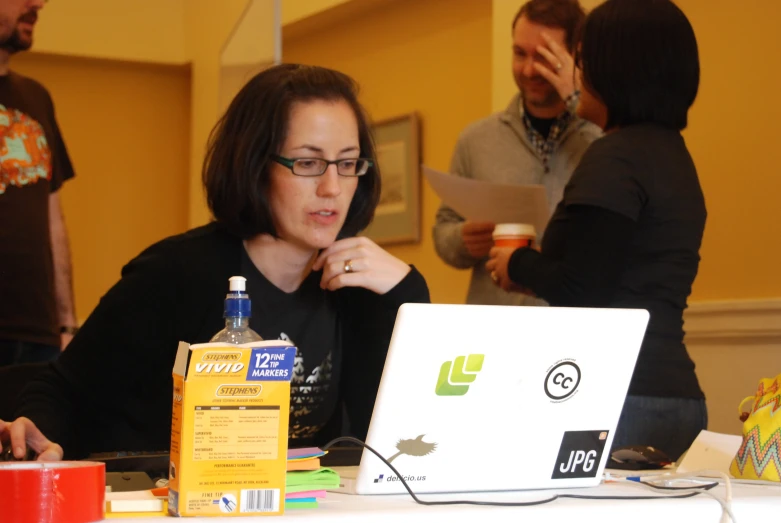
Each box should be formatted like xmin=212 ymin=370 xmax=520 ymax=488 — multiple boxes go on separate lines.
xmin=435 ymin=354 xmax=484 ymax=396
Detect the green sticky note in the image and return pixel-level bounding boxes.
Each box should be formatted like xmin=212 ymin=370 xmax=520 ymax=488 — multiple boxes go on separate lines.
xmin=286 ymin=468 xmax=340 ymax=489
xmin=285 ymin=501 xmax=319 ymax=509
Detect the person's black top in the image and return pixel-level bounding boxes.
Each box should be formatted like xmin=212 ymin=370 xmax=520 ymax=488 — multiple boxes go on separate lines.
xmin=16 ymin=223 xmax=430 ymax=458
xmin=508 ymin=124 xmax=706 ymax=399
xmin=0 ymin=72 xmax=75 ymax=348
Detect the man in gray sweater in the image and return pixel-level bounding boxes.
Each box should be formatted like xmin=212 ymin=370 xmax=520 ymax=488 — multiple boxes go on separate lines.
xmin=434 ymin=0 xmax=600 ymax=306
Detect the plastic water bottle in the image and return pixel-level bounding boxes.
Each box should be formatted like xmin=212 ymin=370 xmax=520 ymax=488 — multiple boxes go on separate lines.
xmin=209 ymin=276 xmax=263 ymax=344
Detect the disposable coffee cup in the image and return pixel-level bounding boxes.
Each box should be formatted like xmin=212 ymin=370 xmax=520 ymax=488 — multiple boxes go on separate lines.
xmin=492 ymin=223 xmax=536 ymax=248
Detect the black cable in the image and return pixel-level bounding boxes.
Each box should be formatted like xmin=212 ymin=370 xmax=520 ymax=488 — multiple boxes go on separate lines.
xmin=322 ymin=437 xmax=716 ymax=507
xmin=638 ymin=481 xmax=719 ymax=491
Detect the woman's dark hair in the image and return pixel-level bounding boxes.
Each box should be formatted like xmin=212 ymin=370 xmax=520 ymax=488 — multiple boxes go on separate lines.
xmin=512 ymin=0 xmax=586 ymax=52
xmin=576 ymin=0 xmax=699 ymax=130
xmin=203 ymin=64 xmax=381 ymax=239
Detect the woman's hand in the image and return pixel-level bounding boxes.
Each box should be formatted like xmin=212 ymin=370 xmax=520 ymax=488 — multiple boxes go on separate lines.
xmin=533 ymin=32 xmax=577 ymax=102
xmin=486 ymin=246 xmax=517 ymax=292
xmin=0 ymin=417 xmax=63 ymax=461
xmin=486 ymin=246 xmax=537 ymax=296
xmin=313 ymin=237 xmax=411 ymax=295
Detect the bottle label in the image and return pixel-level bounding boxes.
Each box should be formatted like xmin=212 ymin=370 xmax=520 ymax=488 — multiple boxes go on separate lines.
xmin=246 ymin=347 xmax=296 ymax=381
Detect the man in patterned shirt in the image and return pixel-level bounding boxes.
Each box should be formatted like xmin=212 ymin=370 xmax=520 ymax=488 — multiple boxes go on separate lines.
xmin=0 ymin=0 xmax=78 ymax=365
xmin=433 ymin=0 xmax=600 ymax=306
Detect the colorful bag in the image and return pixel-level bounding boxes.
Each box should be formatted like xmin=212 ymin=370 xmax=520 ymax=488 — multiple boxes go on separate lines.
xmin=729 ymin=374 xmax=781 ymax=482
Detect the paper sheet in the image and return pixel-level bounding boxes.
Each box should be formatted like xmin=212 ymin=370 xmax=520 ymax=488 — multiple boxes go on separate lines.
xmin=106 ymin=490 xmax=164 ymax=513
xmin=676 ymin=430 xmax=743 ymax=475
xmin=286 ymin=490 xmax=327 ymax=499
xmin=288 ymin=447 xmax=325 ymax=460
xmin=423 ymin=165 xmax=550 ymax=233
xmin=287 ymin=458 xmax=321 ymax=471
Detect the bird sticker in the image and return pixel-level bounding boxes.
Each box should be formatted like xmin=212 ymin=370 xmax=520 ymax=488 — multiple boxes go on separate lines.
xmin=387 ymin=434 xmax=437 ymax=463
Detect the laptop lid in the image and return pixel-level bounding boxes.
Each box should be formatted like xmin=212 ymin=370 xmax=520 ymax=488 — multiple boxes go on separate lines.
xmin=347 ymin=303 xmax=648 ymax=494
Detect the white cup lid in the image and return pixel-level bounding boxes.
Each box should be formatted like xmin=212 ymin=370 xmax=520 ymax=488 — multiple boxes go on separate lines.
xmin=493 ymin=223 xmax=536 ymax=238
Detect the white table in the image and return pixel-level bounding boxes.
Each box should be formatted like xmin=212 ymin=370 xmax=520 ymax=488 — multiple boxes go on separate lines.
xmin=110 ymin=481 xmax=780 ymax=522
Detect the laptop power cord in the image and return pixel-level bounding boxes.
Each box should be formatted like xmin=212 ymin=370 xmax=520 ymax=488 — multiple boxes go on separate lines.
xmin=323 ymin=437 xmax=735 ymax=522
xmin=607 ymin=470 xmax=735 ymax=523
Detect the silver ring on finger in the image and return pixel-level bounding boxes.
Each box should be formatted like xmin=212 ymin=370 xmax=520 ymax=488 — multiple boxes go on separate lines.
xmin=343 ymin=259 xmax=354 ymax=273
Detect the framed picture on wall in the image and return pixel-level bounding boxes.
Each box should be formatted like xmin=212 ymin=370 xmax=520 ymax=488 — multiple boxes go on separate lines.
xmin=362 ymin=113 xmax=421 ymax=245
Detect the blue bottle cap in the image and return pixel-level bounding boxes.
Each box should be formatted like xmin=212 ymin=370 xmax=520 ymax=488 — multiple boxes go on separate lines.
xmin=224 ymin=296 xmax=251 ymax=318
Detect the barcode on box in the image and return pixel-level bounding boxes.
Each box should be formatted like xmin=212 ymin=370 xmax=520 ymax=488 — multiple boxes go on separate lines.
xmin=240 ymin=489 xmax=280 ymax=513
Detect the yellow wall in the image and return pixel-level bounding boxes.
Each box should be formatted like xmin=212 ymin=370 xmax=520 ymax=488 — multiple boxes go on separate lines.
xmin=185 ymin=0 xmax=253 ymax=229
xmin=677 ymin=0 xmax=781 ymax=300
xmin=26 ymin=0 xmax=265 ymax=230
xmin=34 ymin=0 xmax=187 ymax=64
xmin=282 ymin=0 xmax=492 ymax=304
xmin=32 ymin=0 xmax=360 ymax=64
xmin=12 ymin=54 xmax=191 ymax=321
xmin=282 ymin=0 xmax=351 ymax=25
xmin=491 ymin=0 xmax=517 ymax=112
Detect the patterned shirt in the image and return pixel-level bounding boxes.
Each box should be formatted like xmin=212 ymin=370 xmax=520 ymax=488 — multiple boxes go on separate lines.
xmin=521 ymin=91 xmax=580 ymax=172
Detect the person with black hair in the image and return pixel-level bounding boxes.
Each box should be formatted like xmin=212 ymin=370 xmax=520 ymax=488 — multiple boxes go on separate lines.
xmin=0 ymin=64 xmax=430 ymax=461
xmin=488 ymin=0 xmax=707 ymax=460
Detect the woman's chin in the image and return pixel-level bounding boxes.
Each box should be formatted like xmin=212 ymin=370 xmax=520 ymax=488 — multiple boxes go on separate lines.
xmin=303 ymin=231 xmax=341 ymax=251
xmin=276 ymin=223 xmax=345 ymax=252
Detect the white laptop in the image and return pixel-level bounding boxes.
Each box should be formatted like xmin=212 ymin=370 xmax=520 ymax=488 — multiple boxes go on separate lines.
xmin=333 ymin=303 xmax=648 ymax=494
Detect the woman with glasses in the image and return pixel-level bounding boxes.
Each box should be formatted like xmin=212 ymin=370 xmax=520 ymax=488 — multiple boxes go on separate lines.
xmin=1 ymin=64 xmax=430 ymax=461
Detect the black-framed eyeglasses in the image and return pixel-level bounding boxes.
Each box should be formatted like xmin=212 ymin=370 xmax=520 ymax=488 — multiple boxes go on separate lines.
xmin=272 ymin=155 xmax=373 ymax=177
